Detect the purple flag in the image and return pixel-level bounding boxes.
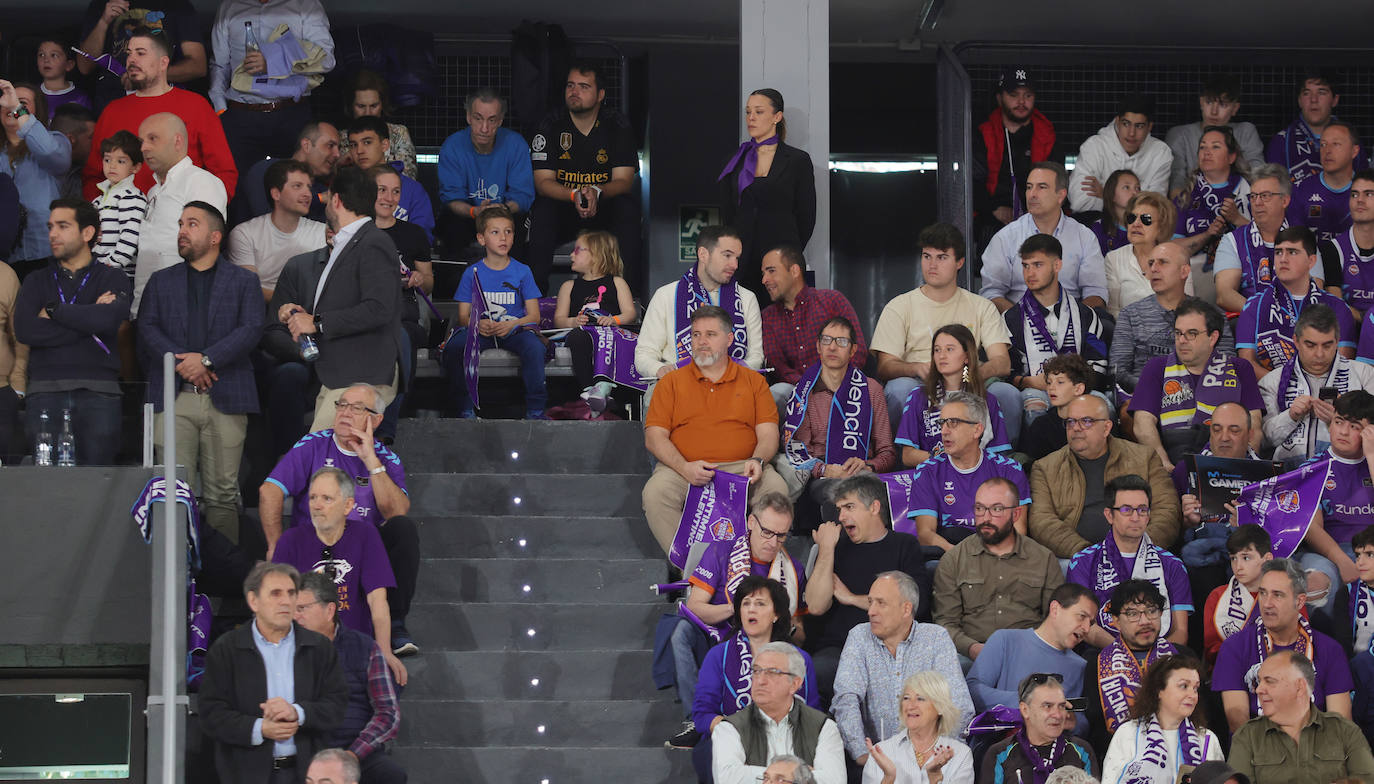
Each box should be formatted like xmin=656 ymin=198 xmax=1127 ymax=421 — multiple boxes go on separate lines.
xmin=463 ymin=272 xmax=486 ymax=410
xmin=72 ymin=46 xmax=126 ymax=76
xmin=879 ymin=470 xmax=919 ymax=536
xmin=586 ymin=324 xmax=649 ymax=392
xmin=1237 ymin=456 xmax=1332 ymax=558
xmin=668 ymin=470 xmax=750 ymax=570
xmin=968 ymin=705 xmax=1023 ymax=734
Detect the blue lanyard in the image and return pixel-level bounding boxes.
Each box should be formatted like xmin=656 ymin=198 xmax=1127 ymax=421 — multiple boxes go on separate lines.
xmin=53 ymin=268 xmax=93 ymax=304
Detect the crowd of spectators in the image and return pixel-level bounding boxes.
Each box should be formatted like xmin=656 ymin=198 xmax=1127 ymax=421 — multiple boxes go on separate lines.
xmin=8 ymin=10 xmax=1374 ymax=782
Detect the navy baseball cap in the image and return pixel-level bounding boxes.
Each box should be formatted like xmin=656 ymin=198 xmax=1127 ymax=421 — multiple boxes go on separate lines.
xmin=997 ymin=67 xmax=1035 ymax=92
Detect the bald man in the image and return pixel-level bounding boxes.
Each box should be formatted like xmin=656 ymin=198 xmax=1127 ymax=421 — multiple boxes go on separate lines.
xmin=133 ymin=112 xmax=228 ymax=315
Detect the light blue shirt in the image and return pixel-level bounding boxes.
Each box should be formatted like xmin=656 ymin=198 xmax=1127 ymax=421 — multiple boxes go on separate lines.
xmin=209 ymin=0 xmax=336 ymax=111
xmin=980 ymin=211 xmax=1109 ymax=304
xmin=249 ymin=621 xmax=305 ymax=756
xmin=967 ymin=627 xmax=1090 ymax=736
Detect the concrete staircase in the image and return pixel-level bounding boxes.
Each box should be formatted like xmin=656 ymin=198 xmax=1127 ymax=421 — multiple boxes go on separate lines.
xmin=389 ymin=418 xmax=695 ymax=783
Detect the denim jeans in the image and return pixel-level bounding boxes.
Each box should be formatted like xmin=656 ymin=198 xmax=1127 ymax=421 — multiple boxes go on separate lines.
xmin=440 ymin=326 xmax=548 ymax=413
xmin=669 ymin=617 xmax=711 ymax=714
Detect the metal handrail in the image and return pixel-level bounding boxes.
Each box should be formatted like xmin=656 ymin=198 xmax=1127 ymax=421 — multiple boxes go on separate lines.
xmin=148 ymin=351 xmax=186 ymax=784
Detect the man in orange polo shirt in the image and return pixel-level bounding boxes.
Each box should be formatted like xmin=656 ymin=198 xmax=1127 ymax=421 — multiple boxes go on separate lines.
xmin=642 ymin=304 xmax=788 ymax=555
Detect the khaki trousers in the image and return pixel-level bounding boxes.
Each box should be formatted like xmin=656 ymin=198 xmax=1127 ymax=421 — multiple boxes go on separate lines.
xmin=154 ymin=391 xmax=248 ymax=543
xmin=641 ymin=459 xmax=789 ymax=555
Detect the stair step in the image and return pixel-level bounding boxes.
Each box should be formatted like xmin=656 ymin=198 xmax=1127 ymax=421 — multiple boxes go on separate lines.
xmin=389 ymin=745 xmax=695 ymax=784
xmin=420 ymin=515 xmax=660 ymax=559
xmin=396 ymin=699 xmax=685 ymax=748
xmin=416 ymin=558 xmax=669 ymax=604
xmin=406 ymin=473 xmax=647 ymax=517
xmin=407 ymin=602 xmax=666 ymax=651
xmin=402 ymin=650 xmax=662 ymax=700
xmin=394 ymin=419 xmax=650 ymax=474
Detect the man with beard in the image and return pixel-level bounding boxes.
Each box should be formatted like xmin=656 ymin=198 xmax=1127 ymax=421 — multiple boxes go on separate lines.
xmin=759 ymin=245 xmax=867 ymax=407
xmin=933 ymin=477 xmax=1063 ymax=664
xmin=981 ymin=672 xmax=1097 ymax=784
xmin=81 ymin=27 xmax=236 ymax=200
xmin=526 ymin=60 xmax=641 ymax=294
xmin=968 ymin=583 xmax=1097 ymax=737
xmin=641 ymin=305 xmax=788 ymax=556
xmin=227 ymin=160 xmax=328 ymax=302
xmin=238 ymin=121 xmax=340 ymax=223
xmin=137 ymin=202 xmax=261 ymax=542
xmin=1083 ymin=580 xmax=1177 ymax=751
xmin=132 ymin=112 xmax=228 ymax=315
xmin=972 ymin=67 xmax=1057 ymax=258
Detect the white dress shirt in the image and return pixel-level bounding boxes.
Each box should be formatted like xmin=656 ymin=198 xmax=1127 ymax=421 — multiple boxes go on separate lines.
xmin=313 ymin=216 xmax=370 ymax=308
xmin=133 ymin=156 xmax=229 ymax=314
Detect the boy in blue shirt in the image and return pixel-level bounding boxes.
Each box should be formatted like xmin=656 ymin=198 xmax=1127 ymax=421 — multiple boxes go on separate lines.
xmin=441 ymin=206 xmax=547 ymax=418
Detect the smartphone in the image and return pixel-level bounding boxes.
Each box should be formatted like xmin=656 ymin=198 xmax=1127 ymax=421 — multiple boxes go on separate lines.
xmin=1066 ymin=697 xmax=1087 ymax=712
xmin=578 ymin=192 xmax=589 ymax=209
xmin=1320 ymin=386 xmax=1339 ymax=402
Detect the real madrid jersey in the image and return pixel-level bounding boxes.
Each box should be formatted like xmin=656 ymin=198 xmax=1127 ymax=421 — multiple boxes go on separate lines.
xmin=529 ymin=106 xmax=639 ymax=190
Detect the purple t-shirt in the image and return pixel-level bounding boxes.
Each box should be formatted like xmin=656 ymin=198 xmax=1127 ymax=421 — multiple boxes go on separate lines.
xmin=907 ymin=451 xmax=1029 ymax=537
xmin=1066 ymin=540 xmax=1194 ymax=631
xmin=1211 ymin=622 xmax=1353 ymax=714
xmin=1130 ymin=354 xmax=1262 ymax=428
xmin=688 ymin=537 xmax=806 ymax=636
xmin=272 ymin=521 xmax=397 ymax=638
xmin=1320 ymin=455 xmax=1374 ymax=544
xmin=894 ymin=387 xmax=1010 ymax=457
xmin=266 ymin=430 xmax=408 ymax=530
xmin=1287 ymin=174 xmax=1353 ymax=246
xmin=1235 ymin=285 xmax=1356 ymax=371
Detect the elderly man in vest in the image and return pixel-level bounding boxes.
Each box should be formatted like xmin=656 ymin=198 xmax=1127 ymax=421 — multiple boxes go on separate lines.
xmin=712 ymin=642 xmax=845 ymax=784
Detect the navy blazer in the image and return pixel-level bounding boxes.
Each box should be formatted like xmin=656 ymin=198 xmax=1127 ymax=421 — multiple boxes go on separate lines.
xmin=138 ymin=258 xmax=264 ymax=414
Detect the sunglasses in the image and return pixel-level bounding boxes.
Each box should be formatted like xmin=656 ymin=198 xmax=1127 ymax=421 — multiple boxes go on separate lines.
xmin=1126 ymin=212 xmax=1155 ymax=226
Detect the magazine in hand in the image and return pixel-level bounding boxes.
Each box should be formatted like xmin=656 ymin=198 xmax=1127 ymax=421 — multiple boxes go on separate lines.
xmin=1189 ymin=454 xmax=1283 ymax=522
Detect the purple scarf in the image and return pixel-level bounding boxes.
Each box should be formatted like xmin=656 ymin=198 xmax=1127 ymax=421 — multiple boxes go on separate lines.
xmin=674 ymin=265 xmax=747 ymax=368
xmin=1121 ymin=715 xmax=1204 ymax=784
xmin=1279 ymin=117 xmax=1321 ymax=184
xmin=1178 ymin=171 xmax=1247 ymax=235
xmin=1158 ymin=351 xmax=1242 ymax=430
xmin=782 ymin=363 xmax=872 ymax=471
xmin=1097 ymin=636 xmax=1176 ymax=733
xmin=879 ymin=470 xmax=919 ymax=537
xmin=1020 ymin=288 xmax=1080 ymax=377
xmin=1015 ymin=726 xmax=1068 ymax=784
xmin=719 ymin=136 xmax=779 ymax=198
xmin=582 ymin=310 xmax=649 ymax=391
xmin=1237 ymin=456 xmax=1331 ymax=558
xmin=722 ymin=629 xmax=758 ymax=711
xmin=1235 ymin=219 xmax=1290 ymax=297
xmin=1091 ymin=532 xmax=1173 ymax=635
xmin=668 ymin=469 xmax=751 ymax=570
xmin=462 ymin=271 xmax=487 ymax=408
xmin=1251 ymin=282 xmax=1329 ymax=370
xmin=1351 ymin=580 xmax=1374 ymax=656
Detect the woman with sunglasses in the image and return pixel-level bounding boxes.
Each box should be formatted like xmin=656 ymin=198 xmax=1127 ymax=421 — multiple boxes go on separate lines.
xmin=1090 ymin=169 xmax=1141 ymax=256
xmin=895 ymin=324 xmax=1011 ymax=468
xmin=690 ymin=575 xmax=818 ymax=782
xmin=1175 ymin=126 xmax=1251 ymax=259
xmin=1104 ymin=191 xmax=1193 ymax=316
xmin=862 ymin=671 xmax=974 ymax=784
xmin=1101 ymin=655 xmax=1222 ymax=784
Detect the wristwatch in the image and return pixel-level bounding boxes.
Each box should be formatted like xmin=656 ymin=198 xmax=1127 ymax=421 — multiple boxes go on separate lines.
xmin=43 ymin=302 xmax=57 ymax=318
xmin=8 ymin=106 xmax=29 ymax=119
xmin=200 ymin=355 xmax=214 ymax=371
xmin=313 ymin=314 xmax=323 ymax=334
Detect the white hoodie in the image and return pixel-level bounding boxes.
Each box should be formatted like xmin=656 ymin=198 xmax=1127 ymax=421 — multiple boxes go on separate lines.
xmin=1069 ymin=122 xmax=1173 ymax=213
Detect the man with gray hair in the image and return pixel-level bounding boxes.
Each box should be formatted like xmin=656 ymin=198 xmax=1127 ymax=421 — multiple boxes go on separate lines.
xmin=1213 ymin=558 xmax=1352 ymax=733
xmin=306 ymin=749 xmax=361 ymax=784
xmin=1229 ymin=650 xmax=1374 ymax=783
xmin=831 ymin=571 xmax=974 ymax=766
xmin=761 ymin=754 xmax=815 ymax=784
xmin=438 ymin=87 xmax=535 ymax=255
xmin=260 ymin=382 xmax=422 ymax=660
xmin=272 ymin=467 xmax=407 ymax=688
xmin=907 ymin=391 xmax=1030 ymax=560
xmin=1214 ymin=163 xmax=1307 ymax=313
xmin=712 ymin=641 xmax=845 ymax=784
xmin=200 ymin=562 xmax=348 ymax=784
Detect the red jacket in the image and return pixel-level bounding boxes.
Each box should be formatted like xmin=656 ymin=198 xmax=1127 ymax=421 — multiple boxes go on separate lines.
xmin=978 ymin=107 xmax=1055 ymax=196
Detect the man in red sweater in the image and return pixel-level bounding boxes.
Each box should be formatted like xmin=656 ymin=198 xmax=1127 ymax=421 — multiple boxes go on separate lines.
xmin=82 ymin=26 xmax=236 ymax=200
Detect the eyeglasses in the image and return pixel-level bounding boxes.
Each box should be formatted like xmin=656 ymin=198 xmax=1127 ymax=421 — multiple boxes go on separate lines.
xmin=1125 ymin=212 xmax=1155 ymax=226
xmin=1173 ymin=328 xmax=1208 ymax=341
xmin=1250 ymin=191 xmax=1283 ymax=203
xmin=753 ymin=522 xmax=789 ymax=541
xmin=1119 ymin=606 xmax=1164 ymax=621
xmin=937 ymin=417 xmax=978 ymax=429
xmin=1064 ymin=416 xmax=1107 ymax=430
xmin=334 ymin=400 xmax=379 ymax=415
xmin=973 ymin=503 xmax=1014 ymax=517
xmin=1109 ymin=505 xmax=1152 ymax=517
xmin=817 ymin=335 xmax=853 ymax=348
xmin=751 ymin=665 xmax=796 ymax=679
xmin=759 ymin=775 xmax=797 ymax=784
xmin=320 ymin=546 xmax=338 ymax=581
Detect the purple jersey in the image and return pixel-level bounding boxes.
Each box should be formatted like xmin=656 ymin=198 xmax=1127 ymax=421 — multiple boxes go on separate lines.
xmin=1319 ymin=454 xmax=1374 ymax=544
xmin=1287 ymin=174 xmax=1353 ymax=245
xmin=1130 ymin=354 xmax=1262 ymax=429
xmin=1236 ymin=283 xmax=1357 ymax=371
xmin=266 ymin=430 xmax=408 ymax=530
xmin=1211 ymin=622 xmax=1353 ymax=714
xmin=907 ymin=450 xmax=1029 ymax=535
xmin=688 ymin=537 xmax=805 ymax=607
xmin=272 ymin=521 xmax=396 ymax=638
xmin=895 ymin=387 xmax=1010 ymax=457
xmin=1066 ymin=541 xmax=1194 ymax=632
xmin=1359 ymin=309 xmax=1374 ymax=366
xmin=1331 ymin=229 xmax=1374 ymax=315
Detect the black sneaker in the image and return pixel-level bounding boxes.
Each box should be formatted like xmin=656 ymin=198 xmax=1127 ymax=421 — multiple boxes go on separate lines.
xmin=665 ymin=719 xmax=701 ymax=749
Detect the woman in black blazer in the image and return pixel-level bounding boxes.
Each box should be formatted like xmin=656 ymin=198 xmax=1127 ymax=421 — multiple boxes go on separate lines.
xmin=718 ymin=88 xmax=817 ymax=303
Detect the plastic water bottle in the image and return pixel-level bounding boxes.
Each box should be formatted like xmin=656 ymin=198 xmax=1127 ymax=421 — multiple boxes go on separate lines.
xmin=244 ymin=21 xmax=260 ymax=52
xmin=34 ymin=410 xmax=54 ymax=466
xmin=57 ymin=409 xmax=76 ymax=467
xmin=299 ymin=335 xmax=319 ymax=362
